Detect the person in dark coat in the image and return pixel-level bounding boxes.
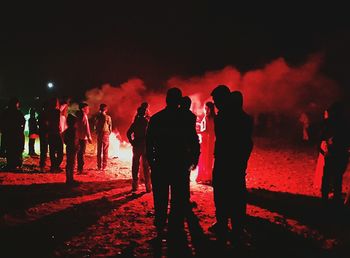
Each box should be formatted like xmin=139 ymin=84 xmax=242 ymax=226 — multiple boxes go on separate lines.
xmin=127 ymin=104 xmax=151 ymax=192
xmin=37 ymin=101 xmax=49 ymax=172
xmin=146 ymin=88 xmax=200 ymax=240
xmin=210 ymin=86 xmax=253 ymax=246
xmin=47 ymin=98 xmax=64 ymax=172
xmin=2 ymin=97 xmax=25 ymax=170
xmin=320 ymin=102 xmax=350 ymax=204
xmin=63 ymin=114 xmax=79 ymax=185
xmin=28 ymin=107 xmax=39 ymax=156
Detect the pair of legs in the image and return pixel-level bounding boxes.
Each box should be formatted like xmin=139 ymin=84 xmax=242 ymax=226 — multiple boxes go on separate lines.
xmin=77 ymin=139 xmax=87 ymax=173
xmin=48 ymin=133 xmax=63 ymax=172
xmin=39 ymin=134 xmax=48 ymax=171
xmin=151 ymin=165 xmax=190 ymax=236
xmin=97 ymin=134 xmax=109 ymax=170
xmin=322 ymin=153 xmax=349 ymax=202
xmin=66 ymin=147 xmax=77 ymax=183
xmin=132 ymin=145 xmax=151 ymax=191
xmin=212 ymin=159 xmax=247 ymax=242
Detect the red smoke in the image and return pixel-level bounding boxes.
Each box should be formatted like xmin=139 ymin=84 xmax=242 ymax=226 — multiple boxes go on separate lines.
xmin=85 ymin=54 xmax=339 ymax=140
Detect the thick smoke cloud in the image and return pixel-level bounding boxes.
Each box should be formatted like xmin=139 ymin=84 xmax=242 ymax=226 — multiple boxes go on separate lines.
xmin=85 ymin=54 xmax=339 ymax=140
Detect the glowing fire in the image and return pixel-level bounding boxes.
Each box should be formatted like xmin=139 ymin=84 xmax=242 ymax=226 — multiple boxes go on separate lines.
xmin=108 ymin=132 xmax=133 ymax=162
xmin=190 ymin=166 xmax=198 ymax=182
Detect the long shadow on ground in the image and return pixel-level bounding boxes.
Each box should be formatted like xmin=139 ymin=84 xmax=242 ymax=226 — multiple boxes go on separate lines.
xmin=0 ymin=190 xmax=143 ymax=258
xmin=0 ymin=179 xmax=131 ymax=216
xmin=248 ymin=188 xmax=350 ymax=238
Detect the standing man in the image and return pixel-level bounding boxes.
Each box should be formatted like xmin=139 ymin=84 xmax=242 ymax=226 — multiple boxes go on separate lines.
xmin=2 ymin=97 xmax=25 ymax=170
xmin=47 ymin=97 xmax=64 ymax=172
xmin=320 ymin=102 xmax=350 ymax=204
xmin=38 ymin=101 xmax=49 ymax=172
xmin=210 ymin=85 xmax=253 ymax=246
xmin=76 ymin=102 xmax=92 ymax=174
xmin=127 ymin=104 xmax=151 ymax=193
xmin=146 ymin=88 xmax=199 ymax=240
xmin=95 ymin=103 xmax=112 ymax=171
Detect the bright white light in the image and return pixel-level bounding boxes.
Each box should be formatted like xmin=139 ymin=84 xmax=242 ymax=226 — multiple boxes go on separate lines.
xmin=47 ymin=82 xmax=54 ymax=88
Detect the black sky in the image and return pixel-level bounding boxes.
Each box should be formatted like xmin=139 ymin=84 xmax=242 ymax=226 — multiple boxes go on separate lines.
xmin=1 ymin=2 xmax=350 ymax=103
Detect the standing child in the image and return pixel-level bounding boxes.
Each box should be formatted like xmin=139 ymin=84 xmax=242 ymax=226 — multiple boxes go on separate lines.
xmin=63 ymin=114 xmax=79 ymax=185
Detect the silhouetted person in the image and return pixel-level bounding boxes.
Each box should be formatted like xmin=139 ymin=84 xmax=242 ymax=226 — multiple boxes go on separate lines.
xmin=2 ymin=97 xmax=25 ymax=170
xmin=37 ymin=101 xmax=49 ymax=172
xmin=127 ymin=104 xmax=151 ymax=193
xmin=94 ymin=103 xmax=112 ymax=171
xmin=146 ymin=88 xmax=200 ymax=240
xmin=76 ymin=102 xmax=92 ymax=174
xmin=320 ymin=102 xmax=350 ymax=204
xmin=197 ymin=101 xmax=216 ymax=184
xmin=47 ymin=97 xmax=64 ymax=172
xmin=28 ymin=107 xmax=39 ymax=156
xmin=210 ymin=86 xmax=253 ymax=246
xmin=63 ymin=114 xmax=79 ymax=185
xmin=179 ymin=96 xmax=199 ymax=203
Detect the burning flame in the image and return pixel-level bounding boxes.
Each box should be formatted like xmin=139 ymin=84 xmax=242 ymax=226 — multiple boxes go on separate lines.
xmin=108 ymin=132 xmax=133 ymax=162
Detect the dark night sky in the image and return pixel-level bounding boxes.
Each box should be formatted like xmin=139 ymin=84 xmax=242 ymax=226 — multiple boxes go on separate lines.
xmin=1 ymin=2 xmax=350 ymax=104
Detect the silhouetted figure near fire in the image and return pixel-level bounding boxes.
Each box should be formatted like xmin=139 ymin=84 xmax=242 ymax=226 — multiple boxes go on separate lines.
xmin=146 ymin=88 xmax=199 ymax=243
xmin=210 ymin=86 xmax=253 ymax=246
xmin=2 ymin=97 xmax=25 ymax=170
xmin=127 ymin=104 xmax=151 ymax=193
xmin=63 ymin=114 xmax=79 ymax=185
xmin=47 ymin=97 xmax=64 ymax=172
xmin=28 ymin=107 xmax=39 ymax=156
xmin=38 ymin=101 xmax=49 ymax=172
xmin=179 ymin=96 xmax=199 ymax=203
xmin=76 ymin=102 xmax=92 ymax=174
xmin=320 ymin=102 xmax=350 ymax=204
xmin=197 ymin=101 xmax=216 ymax=185
xmin=95 ymin=103 xmax=112 ymax=171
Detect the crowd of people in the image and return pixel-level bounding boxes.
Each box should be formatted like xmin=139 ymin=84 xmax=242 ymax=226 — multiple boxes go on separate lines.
xmin=0 ymin=85 xmax=349 ymax=249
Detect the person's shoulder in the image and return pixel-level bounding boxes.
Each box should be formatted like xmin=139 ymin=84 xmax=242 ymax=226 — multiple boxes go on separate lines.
xmin=150 ymin=109 xmax=166 ymax=121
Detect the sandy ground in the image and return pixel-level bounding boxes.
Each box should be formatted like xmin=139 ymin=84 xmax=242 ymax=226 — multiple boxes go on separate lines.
xmin=1 ymin=137 xmax=350 ymax=257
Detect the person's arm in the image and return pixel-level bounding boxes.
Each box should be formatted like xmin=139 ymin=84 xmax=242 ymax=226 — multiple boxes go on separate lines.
xmin=108 ymin=116 xmax=112 ymax=134
xmin=84 ymin=115 xmax=92 ymax=143
xmin=126 ymin=123 xmax=134 ymax=145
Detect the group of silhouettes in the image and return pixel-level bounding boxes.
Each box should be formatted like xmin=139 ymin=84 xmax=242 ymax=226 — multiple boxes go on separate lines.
xmin=1 ymin=84 xmax=349 ymax=248
xmin=0 ymin=97 xmax=112 ymax=184
xmin=128 ymin=85 xmax=254 ymax=247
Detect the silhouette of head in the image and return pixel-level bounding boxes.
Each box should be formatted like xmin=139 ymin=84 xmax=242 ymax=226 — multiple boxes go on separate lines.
xmin=211 ymin=85 xmax=230 ymax=110
xmin=141 ymin=102 xmax=149 ymax=109
xmin=79 ymin=102 xmax=89 ymax=114
xmin=166 ymin=87 xmax=182 ymax=108
xmin=231 ymin=90 xmax=243 ymax=110
xmin=99 ymin=103 xmax=107 ymax=112
xmin=180 ymin=96 xmax=192 ymax=110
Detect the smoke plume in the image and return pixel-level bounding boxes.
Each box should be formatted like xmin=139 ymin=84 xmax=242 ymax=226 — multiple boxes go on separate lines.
xmin=85 ymin=54 xmax=339 ymax=140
